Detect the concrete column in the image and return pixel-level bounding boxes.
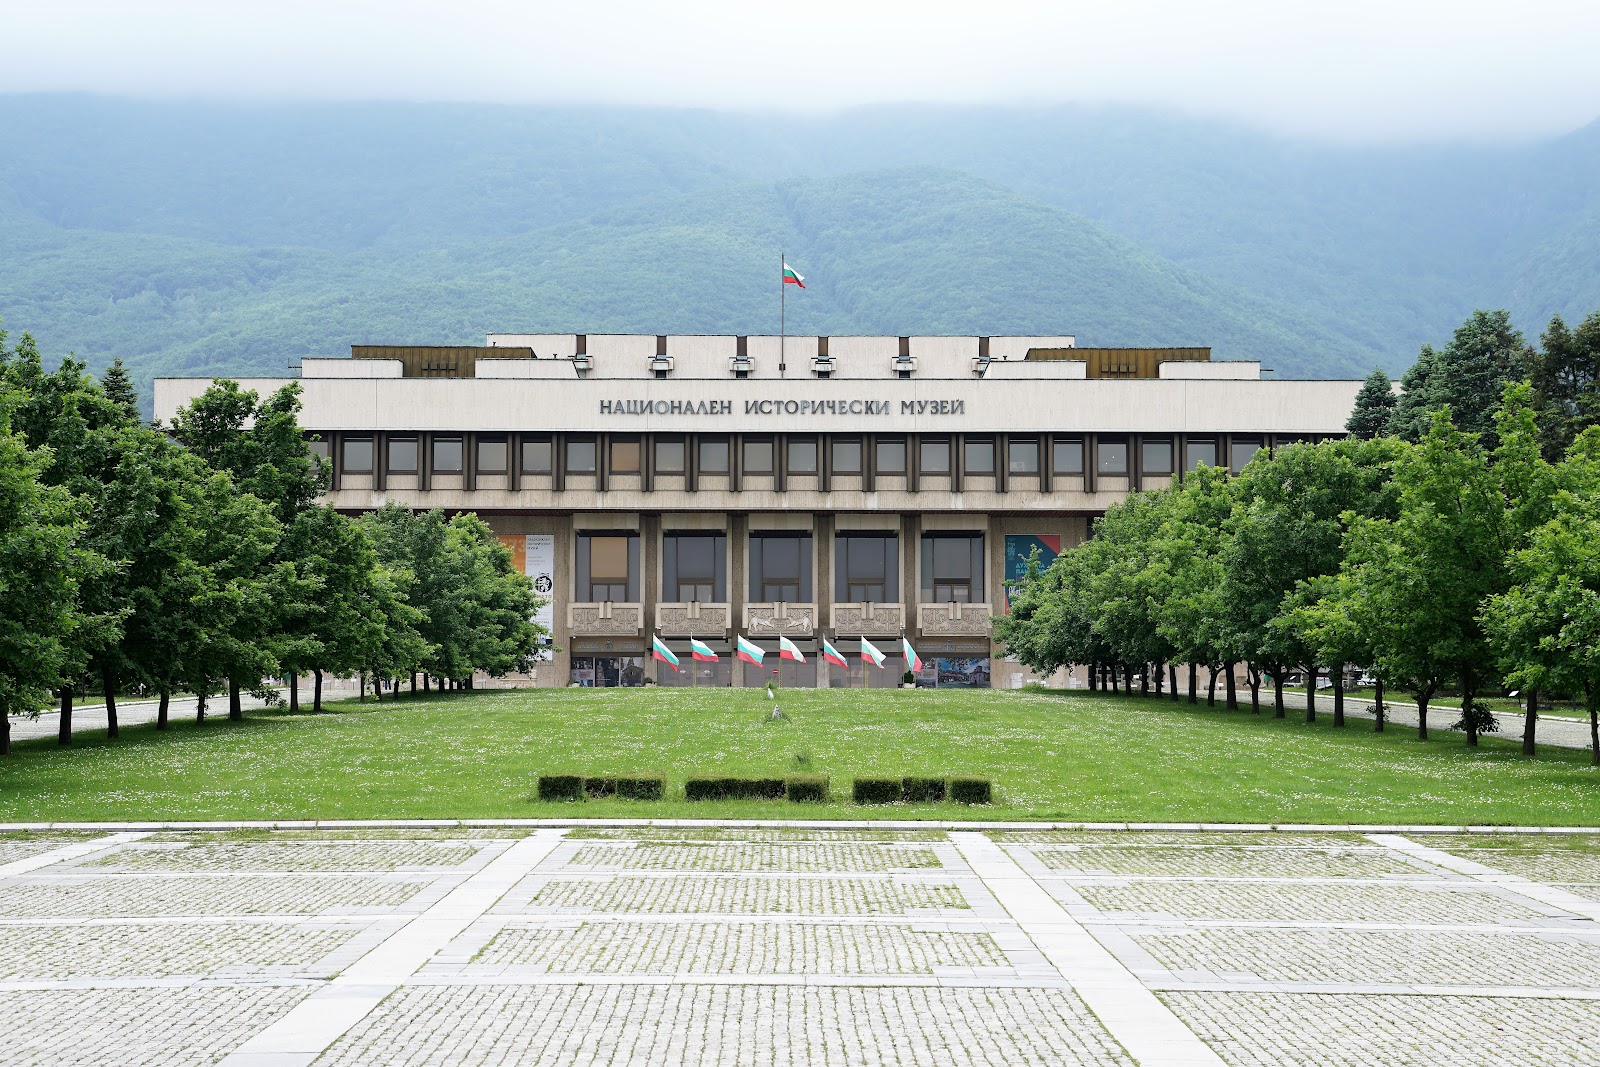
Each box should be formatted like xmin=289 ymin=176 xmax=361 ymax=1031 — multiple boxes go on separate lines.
xmin=642 ymin=512 xmax=661 ymax=681
xmin=815 ymin=511 xmax=833 ymax=689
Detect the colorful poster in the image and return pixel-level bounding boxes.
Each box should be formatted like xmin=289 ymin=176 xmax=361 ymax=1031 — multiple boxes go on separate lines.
xmin=526 ymin=534 xmax=556 ymax=642
xmin=936 ymin=657 xmax=991 ymax=688
xmin=1003 ymin=534 xmax=1061 ymax=611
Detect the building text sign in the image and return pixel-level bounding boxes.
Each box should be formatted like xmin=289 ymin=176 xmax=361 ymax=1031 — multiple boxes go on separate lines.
xmin=599 ymin=399 xmax=966 ymax=417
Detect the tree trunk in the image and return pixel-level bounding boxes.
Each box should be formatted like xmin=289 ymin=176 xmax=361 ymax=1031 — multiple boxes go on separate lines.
xmin=1225 ymin=664 xmax=1238 ymax=709
xmin=58 ymin=684 xmax=73 ymax=746
xmin=1522 ymin=690 xmax=1537 ymax=756
xmin=1373 ymin=677 xmax=1384 ymax=732
xmin=101 ymin=661 xmax=120 ymax=740
xmin=1154 ymin=663 xmax=1164 ymax=697
xmin=371 ymin=672 xmax=381 ymax=703
xmin=1 ymin=711 xmax=10 ymax=756
xmin=1589 ymin=688 xmax=1599 ymax=767
xmin=1332 ymin=664 xmax=1345 ymax=728
xmin=1206 ymin=664 xmax=1218 ymax=707
xmin=289 ymin=673 xmax=300 ymax=715
xmin=1273 ymin=672 xmax=1285 ymax=718
xmin=196 ymin=688 xmax=206 ymax=724
xmin=1140 ymin=665 xmax=1149 ymax=697
xmin=1088 ymin=663 xmax=1098 ymax=692
xmin=1416 ymin=691 xmax=1429 ymax=741
xmin=1462 ymin=671 xmax=1479 ymax=747
xmin=359 ymin=671 xmax=366 ymax=702
xmin=423 ymin=674 xmax=430 ymax=694
xmin=1110 ymin=666 xmax=1120 ymax=695
xmin=228 ymin=679 xmax=242 ymax=722
xmin=1188 ymin=663 xmax=1197 ymax=704
xmin=410 ymin=672 xmax=418 ymax=696
xmin=313 ymin=669 xmax=323 ymax=713
xmin=1304 ymin=664 xmax=1317 ymax=723
xmin=1247 ymin=664 xmax=1260 ymax=714
xmin=1169 ymin=665 xmax=1179 ymax=701
xmin=157 ymin=690 xmax=170 ymax=730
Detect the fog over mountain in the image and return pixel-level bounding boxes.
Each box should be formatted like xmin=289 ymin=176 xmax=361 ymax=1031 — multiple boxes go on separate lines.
xmin=2 ymin=95 xmax=1598 ymax=399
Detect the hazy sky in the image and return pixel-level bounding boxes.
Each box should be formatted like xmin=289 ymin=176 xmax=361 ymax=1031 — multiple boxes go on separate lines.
xmin=8 ymin=1 xmax=1600 ymax=141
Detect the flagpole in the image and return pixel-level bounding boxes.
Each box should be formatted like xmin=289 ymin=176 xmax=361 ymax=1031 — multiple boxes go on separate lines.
xmin=779 ymin=250 xmax=787 ymax=378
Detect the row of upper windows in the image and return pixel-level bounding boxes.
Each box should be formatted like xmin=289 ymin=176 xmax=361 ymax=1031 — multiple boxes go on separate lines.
xmin=578 ymin=531 xmax=985 ymax=605
xmin=324 ymin=435 xmax=1281 ymax=480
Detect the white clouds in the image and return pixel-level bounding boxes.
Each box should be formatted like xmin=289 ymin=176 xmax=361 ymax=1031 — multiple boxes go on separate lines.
xmin=6 ymin=0 xmax=1599 ymax=140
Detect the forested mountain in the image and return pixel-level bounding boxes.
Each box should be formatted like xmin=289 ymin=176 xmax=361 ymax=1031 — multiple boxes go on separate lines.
xmin=3 ymin=94 xmax=1598 ymax=400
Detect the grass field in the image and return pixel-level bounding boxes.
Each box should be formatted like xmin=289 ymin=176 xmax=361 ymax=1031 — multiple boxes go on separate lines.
xmin=3 ymin=687 xmax=1599 ymax=824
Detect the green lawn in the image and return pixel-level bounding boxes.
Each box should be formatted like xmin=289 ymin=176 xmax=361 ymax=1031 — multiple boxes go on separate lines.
xmin=3 ymin=687 xmax=1598 ymax=824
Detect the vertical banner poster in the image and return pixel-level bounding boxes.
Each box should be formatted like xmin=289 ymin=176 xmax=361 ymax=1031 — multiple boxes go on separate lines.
xmin=1003 ymin=534 xmax=1061 ymax=612
xmin=526 ymin=534 xmax=556 ymax=649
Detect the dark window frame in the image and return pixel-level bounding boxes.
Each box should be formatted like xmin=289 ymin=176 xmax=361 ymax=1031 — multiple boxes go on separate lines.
xmin=662 ymin=531 xmax=727 ymax=602
xmin=748 ymin=532 xmax=813 ymax=603
xmin=834 ymin=533 xmax=899 ymax=603
xmin=920 ymin=532 xmax=985 ymax=604
xmin=576 ymin=530 xmax=640 ymax=602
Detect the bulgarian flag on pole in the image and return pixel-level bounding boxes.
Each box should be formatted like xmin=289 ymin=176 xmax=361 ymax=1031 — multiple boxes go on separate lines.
xmin=782 ymin=261 xmax=805 ymax=288
xmin=779 ymin=635 xmax=806 ymax=663
xmin=902 ymin=637 xmax=923 ymax=673
xmin=860 ymin=636 xmax=887 ymax=669
xmin=822 ymin=637 xmax=849 ymax=668
xmin=736 ymin=634 xmax=766 ymax=665
xmin=651 ymin=634 xmax=680 ymax=671
xmin=690 ymin=638 xmax=718 ymax=662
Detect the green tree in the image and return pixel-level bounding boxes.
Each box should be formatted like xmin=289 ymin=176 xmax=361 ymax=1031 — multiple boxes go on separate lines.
xmin=99 ymin=358 xmax=139 ymax=422
xmin=1346 ymin=367 xmax=1397 ymax=439
xmin=1387 ymin=344 xmax=1439 ymax=442
xmin=1148 ymin=466 xmax=1236 ymax=706
xmin=1527 ymin=313 xmax=1600 ymax=460
xmin=0 ymin=385 xmax=94 ymax=756
xmin=1389 ymin=310 xmax=1528 ymax=447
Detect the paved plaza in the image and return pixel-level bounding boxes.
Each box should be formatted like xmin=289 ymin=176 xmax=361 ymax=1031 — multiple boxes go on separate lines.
xmin=3 ymin=825 xmax=1600 ymax=1064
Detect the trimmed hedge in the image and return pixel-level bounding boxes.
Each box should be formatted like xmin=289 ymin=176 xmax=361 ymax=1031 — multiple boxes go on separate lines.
xmin=852 ymin=777 xmax=904 ymax=805
xmin=582 ymin=776 xmax=665 ymax=801
xmin=785 ymin=775 xmax=830 ymax=803
xmin=949 ymin=777 xmax=993 ymax=804
xmin=684 ymin=777 xmax=786 ymax=802
xmin=901 ymin=777 xmax=946 ymax=803
xmin=537 ymin=775 xmax=584 ymax=802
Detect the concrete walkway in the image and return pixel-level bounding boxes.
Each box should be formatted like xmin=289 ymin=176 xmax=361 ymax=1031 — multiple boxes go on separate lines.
xmin=4 ymin=823 xmax=1600 ymax=1065
xmin=9 ymin=688 xmax=293 ymax=743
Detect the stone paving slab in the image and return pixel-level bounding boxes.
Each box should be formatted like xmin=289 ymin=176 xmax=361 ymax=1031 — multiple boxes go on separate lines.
xmin=1163 ymin=990 xmax=1600 ymax=1066
xmin=564 ymin=841 xmax=944 ymax=872
xmin=506 ymin=873 xmax=975 ymax=916
xmin=1 ymin=873 xmax=442 ymax=918
xmin=79 ymin=840 xmax=492 ymax=873
xmin=1067 ymin=879 xmax=1554 ymax=925
xmin=313 ymin=984 xmax=1136 ymax=1066
xmin=0 ymin=920 xmax=376 ymax=981
xmin=1029 ymin=844 xmax=1429 ymax=879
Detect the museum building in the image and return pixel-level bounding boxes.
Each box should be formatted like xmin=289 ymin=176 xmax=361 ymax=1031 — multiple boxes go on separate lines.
xmin=154 ymin=334 xmax=1365 ymax=689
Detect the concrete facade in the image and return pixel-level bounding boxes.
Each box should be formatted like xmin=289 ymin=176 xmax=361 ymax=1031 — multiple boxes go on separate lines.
xmin=154 ymin=334 xmax=1363 ymax=690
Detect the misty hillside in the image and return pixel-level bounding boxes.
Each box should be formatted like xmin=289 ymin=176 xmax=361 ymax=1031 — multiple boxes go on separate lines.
xmin=2 ymin=95 xmax=1598 ymax=394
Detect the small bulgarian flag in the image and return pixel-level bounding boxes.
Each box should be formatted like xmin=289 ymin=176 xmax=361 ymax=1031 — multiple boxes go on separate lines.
xmin=651 ymin=634 xmax=679 ymax=671
xmin=690 ymin=637 xmax=718 ymax=662
xmin=779 ymin=635 xmax=806 ymax=663
xmin=860 ymin=636 xmax=886 ymax=668
xmin=902 ymin=637 xmax=923 ymax=673
xmin=822 ymin=637 xmax=849 ymax=668
xmin=782 ymin=261 xmax=805 ymax=288
xmin=736 ymin=634 xmax=766 ymax=665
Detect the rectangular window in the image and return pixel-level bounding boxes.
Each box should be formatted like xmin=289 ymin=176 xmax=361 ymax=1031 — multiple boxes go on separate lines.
xmin=1096 ymin=439 xmax=1128 ymax=476
xmin=522 ymin=440 xmax=553 ymax=474
xmin=566 ymin=439 xmax=597 ymax=474
xmin=342 ymin=438 xmax=374 ymax=473
xmin=387 ymin=438 xmax=419 ymax=473
xmin=477 ymin=439 xmax=508 ymax=473
xmin=832 ymin=439 xmax=862 ymax=473
xmin=788 ymin=438 xmax=817 ymax=474
xmin=1008 ymin=439 xmax=1039 ymax=475
xmin=1185 ymin=439 xmax=1217 ymax=472
xmin=1141 ymin=439 xmax=1174 ymax=475
xmin=308 ymin=438 xmax=331 ymax=461
xmin=744 ymin=439 xmax=774 ymax=473
xmin=835 ymin=534 xmax=898 ymax=603
xmin=748 ymin=533 xmax=813 ymax=602
xmin=876 ymin=438 xmax=906 ymax=474
xmin=921 ymin=533 xmax=984 ymax=603
xmin=610 ymin=439 xmax=641 ymax=474
xmin=655 ymin=439 xmax=685 ymax=473
xmin=663 ymin=532 xmax=726 ymax=602
xmin=920 ymin=439 xmax=950 ymax=473
xmin=432 ymin=438 xmax=463 ymax=473
xmin=699 ymin=438 xmax=729 ymax=473
xmin=1230 ymin=439 xmax=1262 ymax=474
xmin=964 ymin=438 xmax=994 ymax=474
xmin=1052 ymin=439 xmax=1084 ymax=475
xmin=576 ymin=532 xmax=639 ymax=602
